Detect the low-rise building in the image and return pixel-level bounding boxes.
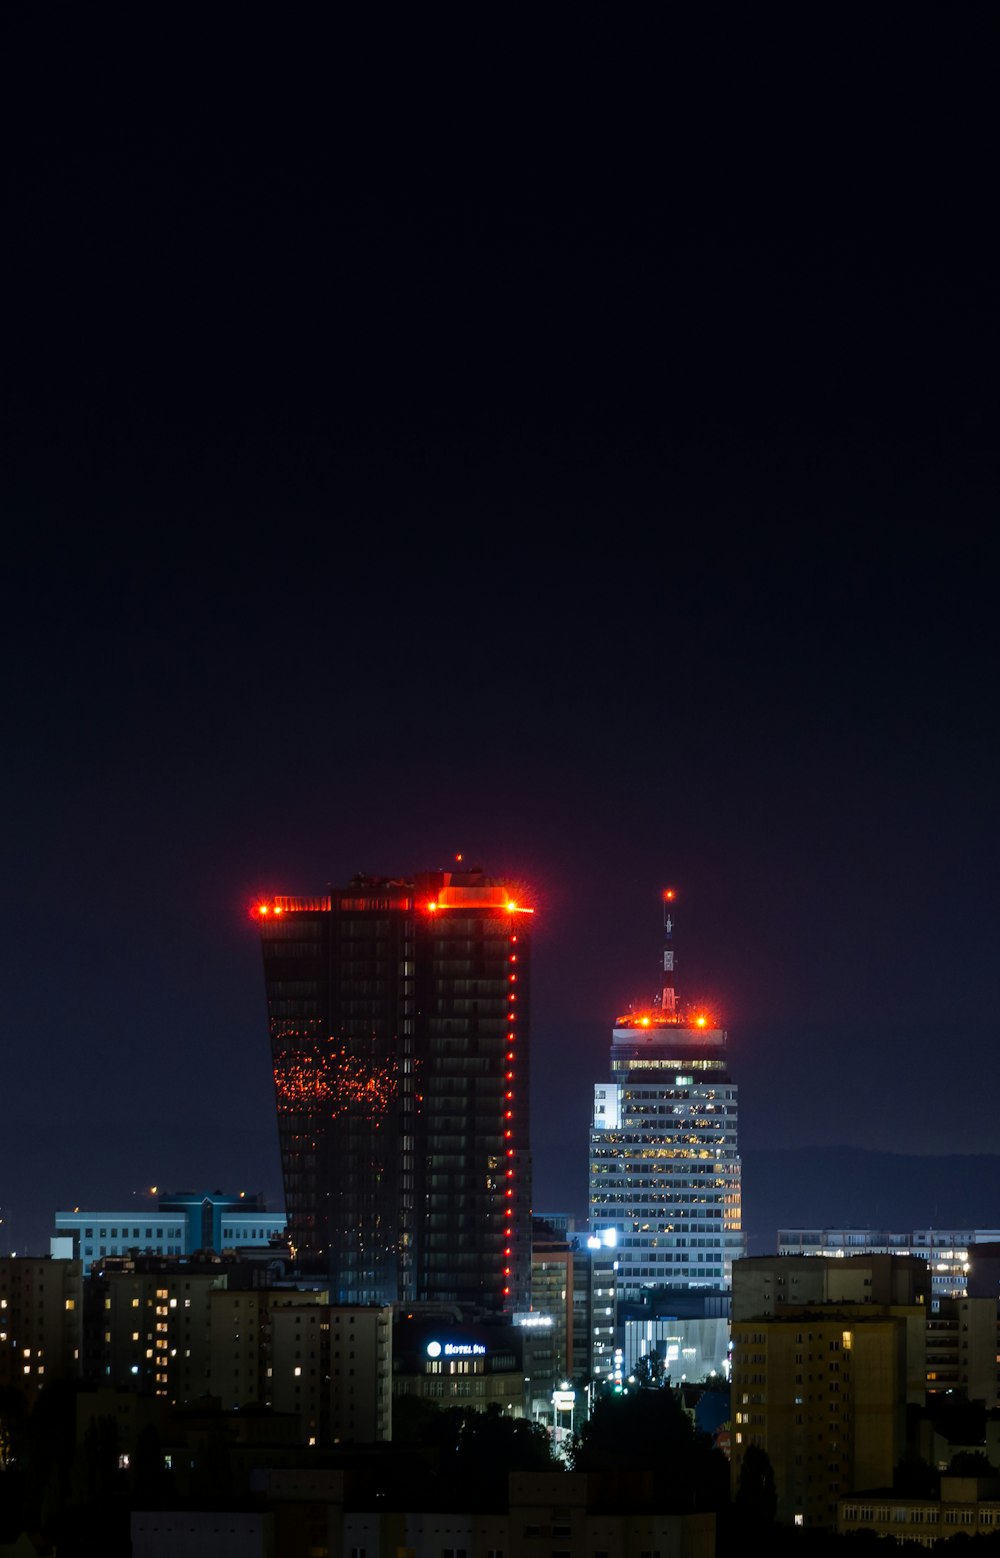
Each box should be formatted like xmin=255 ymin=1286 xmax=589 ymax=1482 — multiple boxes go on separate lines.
xmin=393 ymin=1311 xmax=527 ymax=1416
xmin=134 ymin=1470 xmax=716 ymax=1558
xmin=839 ymin=1475 xmax=1000 ymax=1544
xmin=55 ymin=1191 xmax=285 ymax=1274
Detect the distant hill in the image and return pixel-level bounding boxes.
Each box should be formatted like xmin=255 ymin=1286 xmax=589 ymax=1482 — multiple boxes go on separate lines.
xmin=743 ymin=1149 xmax=1000 ymax=1256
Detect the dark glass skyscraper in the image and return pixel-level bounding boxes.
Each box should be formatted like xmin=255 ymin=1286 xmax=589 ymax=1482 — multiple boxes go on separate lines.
xmin=256 ymin=867 xmax=532 ymax=1313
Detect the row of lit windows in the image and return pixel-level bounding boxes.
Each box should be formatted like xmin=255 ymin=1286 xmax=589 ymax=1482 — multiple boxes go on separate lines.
xmin=592 ymin=1139 xmax=738 ymax=1159
xmin=86 ymin=1245 xmax=182 ymax=1259
xmin=77 ymin=1227 xmax=181 ymax=1239
xmin=845 ymin=1507 xmax=993 ymax=1527
xmin=620 ymin=1090 xmax=735 ymax=1104
xmin=620 ymin=1236 xmax=727 ymax=1248
xmin=616 ymin=1058 xmax=728 ymax=1072
xmin=626 ymin=1267 xmax=723 ymax=1279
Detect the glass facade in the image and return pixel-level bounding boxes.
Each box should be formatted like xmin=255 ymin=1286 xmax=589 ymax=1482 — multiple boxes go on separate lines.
xmin=259 ymin=870 xmax=531 ymax=1313
xmin=590 ymin=1022 xmax=744 ymax=1295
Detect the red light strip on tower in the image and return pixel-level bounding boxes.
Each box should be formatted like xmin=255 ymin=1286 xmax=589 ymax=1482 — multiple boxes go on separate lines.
xmin=503 ymin=927 xmax=519 ymax=1301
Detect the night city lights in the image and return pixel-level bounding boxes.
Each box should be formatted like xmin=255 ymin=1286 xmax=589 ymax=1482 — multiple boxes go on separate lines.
xmin=2 ymin=12 xmax=996 ymax=1548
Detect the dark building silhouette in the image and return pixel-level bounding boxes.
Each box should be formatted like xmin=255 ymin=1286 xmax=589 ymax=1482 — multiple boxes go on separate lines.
xmin=256 ymin=866 xmax=532 ymax=1313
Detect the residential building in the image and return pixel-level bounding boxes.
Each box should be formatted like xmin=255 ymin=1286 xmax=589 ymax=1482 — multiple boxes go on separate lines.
xmin=255 ymin=866 xmax=532 ymax=1313
xmin=736 ymin=1253 xmax=999 ymax=1407
xmin=525 ymin=1219 xmax=573 ymax=1419
xmin=732 ymin=1309 xmax=914 ymax=1528
xmin=86 ymin=1259 xmax=227 ymax=1402
xmin=730 ymin=1254 xmax=932 ymax=1527
xmin=0 ymin=1255 xmax=82 ymax=1404
xmin=207 ymin=1285 xmax=328 ymax=1411
xmin=576 ymin=1230 xmax=619 ymax=1392
xmin=925 ymin=1295 xmax=998 ymax=1406
xmin=778 ymin=1227 xmax=1000 ymax=1303
xmin=270 ymin=1302 xmax=392 ymax=1444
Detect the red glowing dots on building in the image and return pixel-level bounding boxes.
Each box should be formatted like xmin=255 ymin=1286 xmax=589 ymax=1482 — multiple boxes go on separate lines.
xmin=256 ymin=865 xmax=532 ymax=1315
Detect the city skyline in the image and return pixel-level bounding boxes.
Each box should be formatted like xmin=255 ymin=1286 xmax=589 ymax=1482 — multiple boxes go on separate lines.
xmin=3 ymin=13 xmax=997 ymax=1262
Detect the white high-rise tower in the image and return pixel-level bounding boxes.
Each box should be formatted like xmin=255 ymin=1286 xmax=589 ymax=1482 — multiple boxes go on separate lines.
xmin=588 ymin=890 xmax=744 ymax=1296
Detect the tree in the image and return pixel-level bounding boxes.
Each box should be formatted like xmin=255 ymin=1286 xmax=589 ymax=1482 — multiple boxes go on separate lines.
xmin=632 ymin=1350 xmax=666 ymax=1389
xmin=947 ymin=1450 xmax=995 ymax=1477
xmin=0 ymin=1387 xmax=28 ymax=1471
xmin=392 ymin=1391 xmax=446 ymax=1444
xmin=734 ymin=1443 xmax=776 ymax=1525
xmin=453 ymin=1404 xmax=556 ymax=1478
xmin=393 ymin=1402 xmax=557 ymax=1507
xmin=893 ymin=1453 xmax=939 ymax=1498
xmin=570 ymin=1386 xmax=728 ymax=1509
xmin=70 ymin=1414 xmax=121 ymax=1508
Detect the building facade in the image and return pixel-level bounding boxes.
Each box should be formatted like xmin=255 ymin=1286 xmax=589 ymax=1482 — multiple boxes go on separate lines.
xmin=731 ymin=1308 xmax=914 ymax=1528
xmin=577 ymin=1231 xmax=620 ymax=1393
xmin=730 ymin=1254 xmax=934 ymax=1527
xmin=392 ymin=1311 xmax=528 ymax=1416
xmin=0 ymin=1255 xmax=82 ymax=1404
xmin=840 ymin=1478 xmax=1000 ymax=1545
xmin=779 ymin=1227 xmax=1000 ymax=1303
xmin=270 ymin=1302 xmax=392 ymax=1444
xmin=589 ymin=893 xmax=744 ymax=1296
xmin=256 ymin=866 xmax=532 ymax=1313
xmin=54 ymin=1191 xmax=285 ymax=1274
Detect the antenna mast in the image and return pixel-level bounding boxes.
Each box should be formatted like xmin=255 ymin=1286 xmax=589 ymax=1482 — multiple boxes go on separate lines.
xmin=662 ymin=888 xmax=677 ymax=1016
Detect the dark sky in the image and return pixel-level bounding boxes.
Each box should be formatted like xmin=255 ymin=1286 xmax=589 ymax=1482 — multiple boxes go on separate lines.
xmin=2 ymin=12 xmax=998 ymax=1253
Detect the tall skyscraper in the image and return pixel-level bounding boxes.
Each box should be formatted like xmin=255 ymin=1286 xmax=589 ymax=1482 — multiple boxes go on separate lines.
xmin=589 ymin=891 xmax=744 ymax=1296
xmin=255 ymin=866 xmax=532 ymax=1313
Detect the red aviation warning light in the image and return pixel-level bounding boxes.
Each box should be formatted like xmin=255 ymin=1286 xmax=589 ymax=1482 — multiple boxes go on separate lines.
xmin=662 ymin=884 xmax=677 ymax=1015
xmin=614 ymin=886 xmax=719 ymax=1031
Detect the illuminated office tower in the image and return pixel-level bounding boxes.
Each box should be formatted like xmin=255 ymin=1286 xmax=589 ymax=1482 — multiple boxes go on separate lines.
xmin=255 ymin=866 xmax=532 ymax=1313
xmin=589 ymin=892 xmax=744 ymax=1296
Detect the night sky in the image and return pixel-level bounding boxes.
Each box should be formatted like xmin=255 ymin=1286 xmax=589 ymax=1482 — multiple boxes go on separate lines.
xmin=3 ymin=13 xmax=998 ymax=1255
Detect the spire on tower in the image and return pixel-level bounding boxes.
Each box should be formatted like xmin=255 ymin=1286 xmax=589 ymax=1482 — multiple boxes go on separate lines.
xmin=662 ymin=887 xmax=677 ymax=1015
